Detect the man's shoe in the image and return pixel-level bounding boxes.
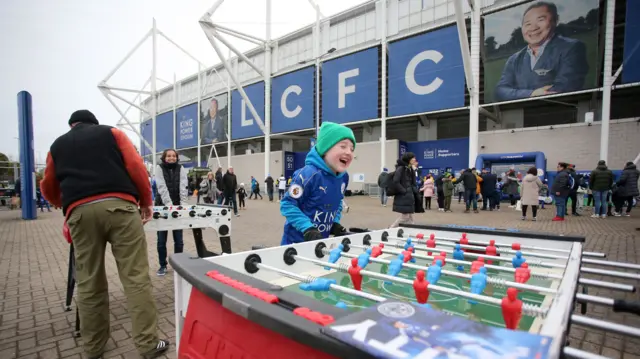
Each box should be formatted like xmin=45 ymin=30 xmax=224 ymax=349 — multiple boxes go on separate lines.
xmin=552 ymin=216 xmax=564 ymax=221
xmin=142 ymin=339 xmax=170 ymax=359
xmin=156 ymin=267 xmax=167 ymax=276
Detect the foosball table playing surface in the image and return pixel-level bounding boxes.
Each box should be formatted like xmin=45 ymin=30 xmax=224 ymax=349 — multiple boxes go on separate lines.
xmin=170 ymin=224 xmax=640 ymax=359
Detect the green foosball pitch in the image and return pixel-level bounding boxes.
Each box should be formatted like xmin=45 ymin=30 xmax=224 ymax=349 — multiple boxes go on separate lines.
xmin=284 ymin=258 xmax=553 ymax=332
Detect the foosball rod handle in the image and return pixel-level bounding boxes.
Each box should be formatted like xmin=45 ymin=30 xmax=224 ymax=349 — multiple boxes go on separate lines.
xmin=580 ymin=266 xmax=640 ymax=281
xmin=613 ymin=299 xmax=640 ymax=316
xmin=578 ymin=278 xmax=635 ymax=293
xmin=563 ymin=346 xmax=610 ymax=359
xmin=581 ymin=257 xmax=640 ymax=271
xmin=571 ymin=314 xmax=640 ymax=338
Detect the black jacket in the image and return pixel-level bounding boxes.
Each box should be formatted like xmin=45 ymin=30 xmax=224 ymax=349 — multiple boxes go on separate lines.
xmin=434 ymin=175 xmax=444 ymax=193
xmin=568 ymin=169 xmax=579 ymax=194
xmin=460 ymin=171 xmax=477 ymax=190
xmin=391 ymin=159 xmax=417 ymax=214
xmin=552 ymin=169 xmax=571 ymax=197
xmin=215 ymin=170 xmax=224 ymax=191
xmin=616 ymin=163 xmax=640 ymax=197
xmin=480 ymin=173 xmax=497 ymax=194
xmin=222 ymin=171 xmax=237 ymax=195
xmin=265 ymin=176 xmax=274 ymax=190
xmin=589 ymin=164 xmax=613 ymax=191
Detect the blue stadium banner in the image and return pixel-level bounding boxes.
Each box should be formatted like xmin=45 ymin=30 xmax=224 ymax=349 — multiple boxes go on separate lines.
xmin=322 ymin=47 xmax=379 ymax=124
xmin=271 ymin=66 xmax=315 ymax=133
xmin=623 ymin=0 xmax=640 ymax=83
xmin=176 ymin=103 xmax=198 ymax=149
xmin=155 ymin=111 xmax=174 ymax=153
xmin=406 ymin=138 xmax=469 ymax=171
xmin=388 ymin=25 xmax=465 ymax=116
xmin=17 ymin=91 xmax=37 ymax=220
xmin=231 ymin=81 xmax=265 ymax=140
xmin=141 ymin=120 xmax=153 ymax=156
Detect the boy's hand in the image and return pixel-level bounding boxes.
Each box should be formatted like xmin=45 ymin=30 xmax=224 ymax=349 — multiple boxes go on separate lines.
xmin=330 ymin=223 xmax=347 ymax=236
xmin=303 ymin=228 xmax=322 ymax=242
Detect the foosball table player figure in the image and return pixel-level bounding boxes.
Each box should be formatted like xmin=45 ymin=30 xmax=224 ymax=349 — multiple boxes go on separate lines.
xmin=170 ymin=225 xmax=640 ymax=359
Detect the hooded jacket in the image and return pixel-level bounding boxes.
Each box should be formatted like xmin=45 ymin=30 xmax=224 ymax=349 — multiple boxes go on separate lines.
xmin=552 ymin=169 xmax=571 ymax=197
xmin=391 ymin=159 xmax=417 ymax=214
xmin=589 ymin=164 xmax=614 ymax=191
xmin=520 ymin=174 xmax=543 ymax=206
xmin=616 ymin=163 xmax=640 ymax=197
xmin=280 ymin=147 xmax=347 ymax=245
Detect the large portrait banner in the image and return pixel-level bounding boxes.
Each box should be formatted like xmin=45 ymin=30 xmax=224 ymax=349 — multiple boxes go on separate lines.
xmin=483 ymin=0 xmax=599 ymax=103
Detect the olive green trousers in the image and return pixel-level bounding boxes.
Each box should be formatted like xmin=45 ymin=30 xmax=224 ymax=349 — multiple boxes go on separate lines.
xmin=67 ymin=198 xmax=158 ymax=356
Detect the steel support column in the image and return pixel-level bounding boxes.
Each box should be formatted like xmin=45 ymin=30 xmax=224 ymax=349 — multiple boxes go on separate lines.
xmin=151 ymin=18 xmax=158 ymax=169
xmin=380 ymin=0 xmax=387 ymax=171
xmin=264 ymin=0 xmax=272 ymax=179
xmin=600 ymin=0 xmax=616 ymax=162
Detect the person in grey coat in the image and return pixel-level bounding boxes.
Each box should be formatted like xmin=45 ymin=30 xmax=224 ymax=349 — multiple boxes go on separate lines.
xmin=390 ymin=152 xmax=419 ymax=228
xmin=199 ymin=172 xmax=219 ymax=204
xmin=614 ymin=162 xmax=639 ymax=216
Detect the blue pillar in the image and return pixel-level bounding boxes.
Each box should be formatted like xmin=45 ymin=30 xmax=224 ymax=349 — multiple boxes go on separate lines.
xmin=17 ymin=91 xmax=37 ymax=220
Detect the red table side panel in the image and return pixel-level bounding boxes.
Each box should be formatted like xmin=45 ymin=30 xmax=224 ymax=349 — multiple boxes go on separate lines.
xmin=179 ymin=287 xmax=340 ymax=359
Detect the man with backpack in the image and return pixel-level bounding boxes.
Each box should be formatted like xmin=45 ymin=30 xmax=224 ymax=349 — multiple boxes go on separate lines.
xmin=377 ymin=168 xmax=389 ymax=207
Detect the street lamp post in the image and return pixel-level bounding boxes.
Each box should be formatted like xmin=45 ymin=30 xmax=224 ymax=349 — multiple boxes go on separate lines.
xmin=299 ymin=47 xmax=336 ymax=139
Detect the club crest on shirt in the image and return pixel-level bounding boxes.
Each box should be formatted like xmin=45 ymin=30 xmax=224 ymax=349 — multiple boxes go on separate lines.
xmin=535 ymin=69 xmax=551 ymax=76
xmin=341 ymin=183 xmax=346 ymax=194
xmin=289 ymin=184 xmax=303 ymax=199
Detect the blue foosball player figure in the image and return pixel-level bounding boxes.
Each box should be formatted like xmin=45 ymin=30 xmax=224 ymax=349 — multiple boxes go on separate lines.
xmin=469 ymin=267 xmax=488 ymax=304
xmin=512 ymin=251 xmax=526 ymax=268
xmin=453 ymin=244 xmax=465 ymax=271
xmin=299 ymin=278 xmax=336 ymax=292
xmin=404 ymin=238 xmax=415 ymax=251
xmin=427 ymin=259 xmax=443 ymax=285
xmin=358 ymin=248 xmax=372 ymax=269
xmin=325 ymin=243 xmax=344 ymax=270
xmin=386 ymin=253 xmax=405 ymax=284
xmin=336 ymin=302 xmax=348 ymax=309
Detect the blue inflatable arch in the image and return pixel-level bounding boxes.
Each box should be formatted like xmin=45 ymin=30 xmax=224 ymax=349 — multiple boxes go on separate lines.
xmin=475 ymin=151 xmax=547 ymax=178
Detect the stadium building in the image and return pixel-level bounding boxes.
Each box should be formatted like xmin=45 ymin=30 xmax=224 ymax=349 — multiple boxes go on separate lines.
xmin=118 ymin=0 xmax=639 ymax=190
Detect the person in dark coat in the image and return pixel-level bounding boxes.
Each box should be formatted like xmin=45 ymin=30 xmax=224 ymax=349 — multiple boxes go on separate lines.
xmin=551 ymin=162 xmax=571 ymax=221
xmin=390 ymin=152 xmax=418 ymax=228
xmin=222 ymin=167 xmax=239 ymax=216
xmin=434 ymin=174 xmax=445 ymax=211
xmin=215 ymin=167 xmax=224 ymax=204
xmin=589 ymin=160 xmax=614 ymax=218
xmin=459 ymin=168 xmax=478 ymax=213
xmin=566 ymin=164 xmax=580 ymax=216
xmin=265 ymin=174 xmax=275 ymax=202
xmin=614 ymin=161 xmax=639 ymax=216
xmin=480 ymin=168 xmax=498 ymax=211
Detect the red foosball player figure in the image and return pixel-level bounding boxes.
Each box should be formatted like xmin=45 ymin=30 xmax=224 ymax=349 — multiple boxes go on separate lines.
xmin=514 ymin=262 xmax=531 ymax=284
xmin=501 ymin=288 xmax=523 ymax=330
xmin=433 ymin=251 xmax=446 ymax=266
xmin=460 ymin=233 xmax=469 ymax=251
xmin=413 ymin=270 xmax=430 ymax=304
xmin=485 ymin=240 xmax=497 ymax=265
xmin=416 ymin=233 xmax=424 ymax=240
xmin=470 ymin=257 xmax=485 ymax=275
xmin=401 ymin=249 xmax=413 ymax=263
xmin=370 ymin=243 xmax=384 ymax=258
xmin=348 ymin=257 xmax=363 ymax=291
xmin=426 ymin=235 xmax=436 ymax=256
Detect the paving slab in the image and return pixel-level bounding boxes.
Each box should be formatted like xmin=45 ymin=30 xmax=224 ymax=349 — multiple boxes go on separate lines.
xmin=1 ymin=197 xmax=638 ymax=358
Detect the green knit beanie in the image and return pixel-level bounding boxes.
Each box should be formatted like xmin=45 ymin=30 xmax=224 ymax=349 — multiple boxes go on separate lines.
xmin=315 ymin=122 xmax=356 ymax=156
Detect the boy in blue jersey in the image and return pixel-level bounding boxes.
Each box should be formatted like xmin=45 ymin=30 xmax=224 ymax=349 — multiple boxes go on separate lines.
xmin=280 ymin=122 xmax=355 ymax=245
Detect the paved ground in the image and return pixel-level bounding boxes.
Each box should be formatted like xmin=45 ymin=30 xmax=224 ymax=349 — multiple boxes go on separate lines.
xmin=0 ymin=196 xmax=639 ymax=359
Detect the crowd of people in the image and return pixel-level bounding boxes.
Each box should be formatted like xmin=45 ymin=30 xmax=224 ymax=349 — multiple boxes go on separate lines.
xmin=376 ymin=153 xmax=639 ymax=226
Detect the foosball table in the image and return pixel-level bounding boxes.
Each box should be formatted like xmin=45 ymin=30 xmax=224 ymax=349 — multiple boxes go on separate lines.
xmin=170 ymin=224 xmax=640 ymax=359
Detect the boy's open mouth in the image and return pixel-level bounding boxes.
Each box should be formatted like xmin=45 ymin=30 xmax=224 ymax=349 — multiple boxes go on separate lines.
xmin=339 ymin=159 xmax=348 ymax=165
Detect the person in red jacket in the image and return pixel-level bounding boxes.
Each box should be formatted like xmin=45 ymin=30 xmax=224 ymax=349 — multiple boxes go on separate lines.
xmin=40 ymin=110 xmax=169 ymax=359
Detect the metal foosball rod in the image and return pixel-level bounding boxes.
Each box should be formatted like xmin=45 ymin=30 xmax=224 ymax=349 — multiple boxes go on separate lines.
xmin=333 ymin=248 xmax=558 ymax=296
xmin=570 ymin=314 xmax=640 ymax=338
xmin=256 ymin=262 xmax=386 ymax=303
xmin=390 ymin=236 xmax=640 ymax=271
xmin=406 ymin=232 xmax=606 ymax=258
xmin=575 ymin=294 xmax=640 ymax=315
xmin=580 ymin=266 xmax=640 ymax=281
xmin=292 ymin=254 xmax=548 ymax=317
xmin=388 ymin=235 xmax=570 ymax=261
xmin=370 ymin=239 xmax=567 ymax=269
xmin=348 ymin=243 xmax=564 ymax=279
xmin=563 ymin=347 xmax=612 ymax=359
xmin=350 ymin=243 xmax=636 ymax=292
